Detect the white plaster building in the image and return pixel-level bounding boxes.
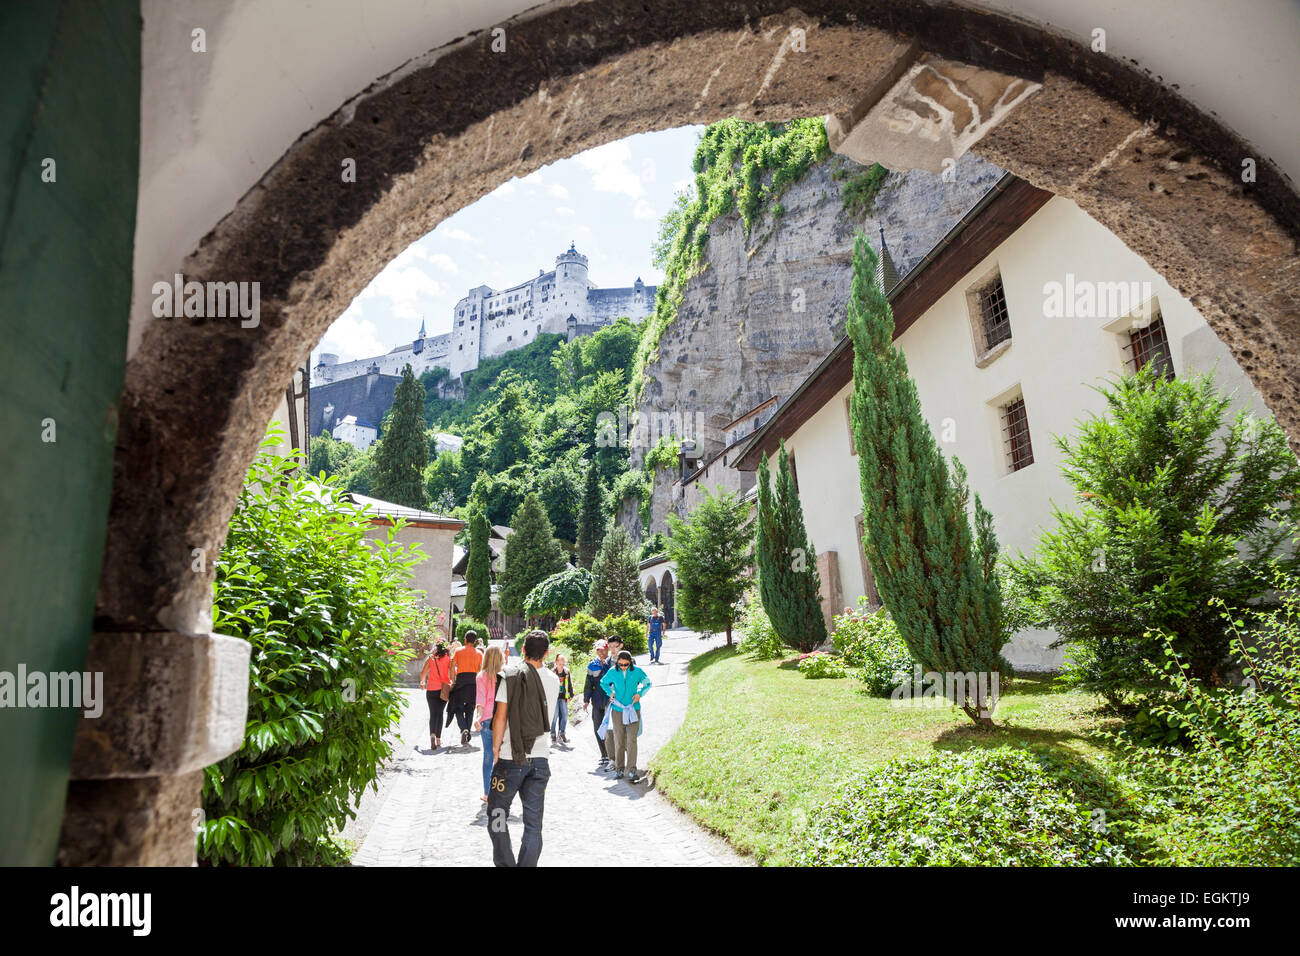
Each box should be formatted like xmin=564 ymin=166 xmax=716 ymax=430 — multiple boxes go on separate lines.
xmin=447 ymin=243 xmax=655 ymax=379
xmin=734 ymin=176 xmax=1274 ymax=671
xmin=331 ymin=414 xmax=377 ymax=450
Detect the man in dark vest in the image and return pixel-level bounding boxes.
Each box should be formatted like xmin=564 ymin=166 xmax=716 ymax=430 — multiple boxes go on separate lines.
xmin=487 ymin=629 xmax=559 ymax=867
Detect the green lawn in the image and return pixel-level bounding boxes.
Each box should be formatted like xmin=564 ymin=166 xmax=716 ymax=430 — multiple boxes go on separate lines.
xmin=651 ymin=646 xmax=1125 ymax=866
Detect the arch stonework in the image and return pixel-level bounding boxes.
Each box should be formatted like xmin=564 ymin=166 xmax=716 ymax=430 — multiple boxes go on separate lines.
xmin=73 ymin=0 xmax=1298 ymax=863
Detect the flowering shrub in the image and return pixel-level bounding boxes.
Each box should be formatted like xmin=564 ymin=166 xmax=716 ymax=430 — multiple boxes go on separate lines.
xmin=798 ymin=651 xmax=849 ymax=679
xmin=397 ymin=605 xmax=447 ymax=659
xmin=832 ymin=600 xmax=916 ymax=696
xmin=738 ymin=594 xmax=785 ymax=660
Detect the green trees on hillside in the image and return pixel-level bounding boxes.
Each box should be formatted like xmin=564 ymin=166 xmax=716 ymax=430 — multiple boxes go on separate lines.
xmin=846 ymin=234 xmax=1008 ymax=726
xmin=371 ymin=365 xmax=428 ymax=509
xmin=465 ymin=511 xmax=493 ymax=624
xmin=587 ymin=526 xmax=644 ymax=620
xmin=576 ymin=460 xmax=607 ymax=569
xmin=497 ymin=493 xmax=567 ymax=617
xmin=755 ymin=441 xmax=827 ymax=652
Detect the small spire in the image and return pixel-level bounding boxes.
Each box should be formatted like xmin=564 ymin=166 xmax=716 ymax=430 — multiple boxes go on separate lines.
xmin=877 ymin=225 xmax=900 ymax=293
xmin=418 ymin=317 xmax=426 ymax=337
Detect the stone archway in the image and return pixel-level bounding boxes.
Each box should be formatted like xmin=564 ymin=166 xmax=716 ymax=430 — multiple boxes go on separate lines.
xmin=644 ymin=577 xmax=659 ymax=611
xmin=70 ymin=0 xmax=1298 ymax=864
xmin=660 ymin=572 xmax=677 ymax=629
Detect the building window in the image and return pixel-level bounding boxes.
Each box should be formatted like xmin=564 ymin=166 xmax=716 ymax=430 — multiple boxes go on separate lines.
xmin=1126 ymin=311 xmax=1174 ymax=379
xmin=1000 ymin=396 xmax=1034 ymax=472
xmin=965 ymin=268 xmax=1013 ymax=363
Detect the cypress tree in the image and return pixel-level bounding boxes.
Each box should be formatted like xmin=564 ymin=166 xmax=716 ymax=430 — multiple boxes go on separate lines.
xmin=497 ymin=493 xmax=567 ymax=618
xmin=756 ymin=441 xmax=828 ymax=652
xmin=576 ymin=459 xmax=606 ymax=569
xmin=465 ymin=511 xmax=493 ymax=623
xmin=587 ymin=526 xmax=644 ymax=620
xmin=845 ymin=234 xmax=1008 ymax=726
xmin=371 ymin=364 xmax=429 ymax=509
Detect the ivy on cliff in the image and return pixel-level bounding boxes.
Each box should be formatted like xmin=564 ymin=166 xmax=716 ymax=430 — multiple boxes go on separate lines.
xmin=632 ymin=118 xmax=830 ymax=400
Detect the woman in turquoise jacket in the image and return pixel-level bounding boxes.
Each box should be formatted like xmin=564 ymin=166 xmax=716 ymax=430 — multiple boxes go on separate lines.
xmin=600 ymin=650 xmax=652 ymax=782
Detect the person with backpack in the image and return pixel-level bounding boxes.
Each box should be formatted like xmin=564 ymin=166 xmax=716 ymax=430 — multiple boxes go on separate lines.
xmin=419 ymin=642 xmax=452 ymax=750
xmin=583 ymin=640 xmax=613 ymax=770
xmin=487 ymin=630 xmax=559 ymax=867
xmin=599 ymin=650 xmax=652 ymax=782
xmin=647 ymin=607 xmax=665 ymax=664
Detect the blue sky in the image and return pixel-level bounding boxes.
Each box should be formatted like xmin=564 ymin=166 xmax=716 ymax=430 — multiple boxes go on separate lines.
xmin=314 ymin=125 xmax=704 ymax=364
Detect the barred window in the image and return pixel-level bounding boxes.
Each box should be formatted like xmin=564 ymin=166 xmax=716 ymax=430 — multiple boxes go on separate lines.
xmin=1127 ymin=312 xmax=1174 ymax=379
xmin=977 ymin=275 xmax=1012 ymax=351
xmin=1001 ymin=397 xmax=1034 ymax=472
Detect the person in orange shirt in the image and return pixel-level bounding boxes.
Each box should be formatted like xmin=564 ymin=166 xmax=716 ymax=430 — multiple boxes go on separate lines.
xmin=447 ymin=632 xmax=484 ymax=746
xmin=419 ymin=642 xmax=453 ymax=750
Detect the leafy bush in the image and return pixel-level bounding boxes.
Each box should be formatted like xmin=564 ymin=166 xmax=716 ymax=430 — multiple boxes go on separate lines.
xmin=840 ymin=162 xmax=888 ymax=217
xmin=602 ymin=613 xmax=649 ymax=655
xmin=1006 ymin=366 xmax=1300 ymax=708
xmin=639 ymin=531 xmax=669 ymax=562
xmin=832 ymin=601 xmax=916 ymax=696
xmin=202 ymin=435 xmax=422 ymax=865
xmin=1111 ymin=565 xmax=1300 ymax=865
xmin=794 ymin=748 xmax=1135 ymax=866
xmin=454 ymin=617 xmax=489 ymax=643
xmin=551 ymin=613 xmax=606 ymax=654
xmin=797 ymin=652 xmax=849 ymax=680
xmin=738 ymin=593 xmax=785 ymax=661
xmin=550 ymin=611 xmax=647 ymax=655
xmin=523 ymin=567 xmax=592 ymax=619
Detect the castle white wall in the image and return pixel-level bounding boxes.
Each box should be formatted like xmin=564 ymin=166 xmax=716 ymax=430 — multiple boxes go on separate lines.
xmin=786 ymin=196 xmax=1273 ymax=671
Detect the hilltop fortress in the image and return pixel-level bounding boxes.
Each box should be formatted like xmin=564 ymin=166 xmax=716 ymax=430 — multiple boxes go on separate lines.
xmin=312 ymin=243 xmax=656 ymax=386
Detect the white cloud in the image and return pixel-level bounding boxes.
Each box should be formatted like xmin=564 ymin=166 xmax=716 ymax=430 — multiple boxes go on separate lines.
xmin=548 ymin=183 xmax=569 ymax=199
xmin=318 ymin=310 xmax=387 ymax=363
xmin=493 ymin=180 xmax=517 ymax=196
xmin=576 ymin=140 xmax=644 ymax=198
xmin=367 ymin=264 xmax=444 ymax=321
xmin=555 ymin=206 xmax=575 ymax=217
xmin=632 ymin=199 xmax=655 ymax=220
xmin=439 ymin=227 xmax=477 ymax=242
xmin=426 ymin=253 xmax=459 ymax=273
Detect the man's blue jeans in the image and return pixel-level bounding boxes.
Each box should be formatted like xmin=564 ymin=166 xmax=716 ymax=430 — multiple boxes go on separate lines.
xmin=649 ymin=630 xmax=663 ymax=661
xmin=487 ymin=757 xmax=551 ymax=867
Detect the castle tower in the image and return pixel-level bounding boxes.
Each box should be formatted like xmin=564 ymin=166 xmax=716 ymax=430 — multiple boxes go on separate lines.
xmin=551 ymin=242 xmax=590 ymax=333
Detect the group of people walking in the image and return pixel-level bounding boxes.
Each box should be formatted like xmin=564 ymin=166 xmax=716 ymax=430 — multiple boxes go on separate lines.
xmin=416 ymin=609 xmax=667 ymax=866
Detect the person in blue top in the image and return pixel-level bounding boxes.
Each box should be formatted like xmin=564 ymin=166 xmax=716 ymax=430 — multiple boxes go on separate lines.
xmin=646 ymin=607 xmax=665 ymax=664
xmin=599 ymin=650 xmax=652 ymax=782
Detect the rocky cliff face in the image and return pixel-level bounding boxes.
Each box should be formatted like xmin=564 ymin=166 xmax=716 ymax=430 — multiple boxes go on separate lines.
xmin=630 ymin=151 xmax=1004 ymax=531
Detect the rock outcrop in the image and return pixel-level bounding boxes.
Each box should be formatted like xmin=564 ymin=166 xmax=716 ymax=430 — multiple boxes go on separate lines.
xmin=629 ymin=151 xmax=1004 ymax=530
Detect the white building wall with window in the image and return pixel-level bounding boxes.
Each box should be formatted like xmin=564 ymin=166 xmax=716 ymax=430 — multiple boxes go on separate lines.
xmin=786 ymin=195 xmax=1270 ymax=669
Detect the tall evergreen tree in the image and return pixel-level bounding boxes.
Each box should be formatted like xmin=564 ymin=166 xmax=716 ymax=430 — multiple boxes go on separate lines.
xmin=497 ymin=493 xmax=566 ymax=617
xmin=846 ymin=234 xmax=1007 ymax=726
xmin=488 ymin=380 xmax=534 ymax=473
xmin=755 ymin=441 xmax=828 ymax=651
xmin=666 ymin=490 xmax=753 ymax=646
xmin=371 ymin=364 xmax=428 ymax=509
xmin=576 ymin=460 xmax=607 ymax=569
xmin=465 ymin=511 xmax=493 ymax=623
xmin=587 ymin=526 xmax=643 ymax=620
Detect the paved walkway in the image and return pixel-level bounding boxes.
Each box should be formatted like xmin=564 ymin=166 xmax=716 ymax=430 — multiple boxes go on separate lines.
xmin=345 ymin=629 xmax=748 ymax=867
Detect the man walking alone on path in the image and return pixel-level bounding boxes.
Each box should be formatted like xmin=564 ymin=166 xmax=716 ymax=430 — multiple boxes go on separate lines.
xmin=487 ymin=630 xmax=559 ymax=867
xmin=583 ymin=640 xmax=613 ymax=770
xmin=647 ymin=607 xmax=665 ymax=664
